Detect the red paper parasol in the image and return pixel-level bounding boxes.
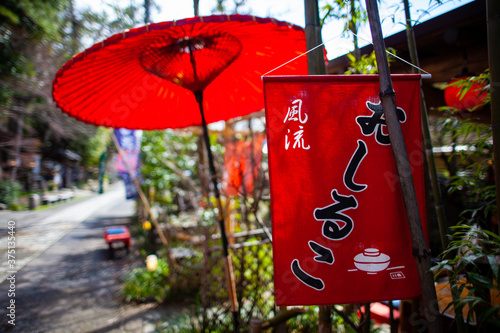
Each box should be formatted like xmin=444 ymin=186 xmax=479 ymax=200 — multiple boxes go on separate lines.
xmin=53 ymin=15 xmax=307 ymax=129
xmin=53 ymin=14 xmax=308 ymax=331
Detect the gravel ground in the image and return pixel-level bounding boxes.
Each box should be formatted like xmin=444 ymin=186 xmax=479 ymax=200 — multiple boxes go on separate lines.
xmin=0 ymin=190 xmax=193 ymax=333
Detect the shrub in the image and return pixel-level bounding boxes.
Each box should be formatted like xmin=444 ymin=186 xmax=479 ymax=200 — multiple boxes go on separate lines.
xmin=0 ymin=180 xmax=21 ymax=206
xmin=433 ymin=225 xmax=500 ymax=330
xmin=122 ymin=257 xmax=170 ymax=303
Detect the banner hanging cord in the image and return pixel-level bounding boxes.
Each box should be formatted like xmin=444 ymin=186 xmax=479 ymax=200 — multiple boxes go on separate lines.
xmin=347 ymin=28 xmax=432 ymax=77
xmin=262 ymin=34 xmax=343 ymax=77
xmin=262 ymin=30 xmax=432 ymax=78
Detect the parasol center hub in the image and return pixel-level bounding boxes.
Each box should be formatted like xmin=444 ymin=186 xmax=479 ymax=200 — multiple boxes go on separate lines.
xmin=139 ymin=33 xmax=242 ymax=92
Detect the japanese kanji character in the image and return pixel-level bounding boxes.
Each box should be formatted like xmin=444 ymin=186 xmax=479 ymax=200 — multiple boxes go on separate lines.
xmin=314 ymin=190 xmax=358 ymax=240
xmin=309 ymin=241 xmax=334 ymax=265
xmin=344 ymin=140 xmax=368 ymax=192
xmin=291 ymin=259 xmax=324 ymax=290
xmin=356 ymin=101 xmax=406 ymax=145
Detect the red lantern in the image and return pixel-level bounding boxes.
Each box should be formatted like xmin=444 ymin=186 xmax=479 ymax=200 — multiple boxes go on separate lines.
xmin=444 ymin=77 xmax=488 ymax=112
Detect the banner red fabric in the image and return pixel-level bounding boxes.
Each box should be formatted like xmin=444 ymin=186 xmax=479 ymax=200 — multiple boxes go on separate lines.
xmin=263 ymin=75 xmax=426 ymax=306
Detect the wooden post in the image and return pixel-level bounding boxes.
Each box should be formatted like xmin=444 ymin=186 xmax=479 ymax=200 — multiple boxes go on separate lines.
xmin=364 ymin=1 xmax=442 ymax=332
xmin=487 ymin=0 xmax=500 ymax=235
xmin=201 ymin=227 xmax=210 ymax=331
xmin=249 ymin=318 xmax=263 ymax=333
xmin=362 ymin=303 xmax=371 ymax=333
xmin=275 ymin=306 xmax=288 ymax=333
xmin=318 ymin=305 xmax=331 ymax=333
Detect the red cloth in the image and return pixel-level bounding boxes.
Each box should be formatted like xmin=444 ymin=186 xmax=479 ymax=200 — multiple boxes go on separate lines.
xmin=222 ymin=134 xmax=265 ymax=196
xmin=263 ymin=75 xmax=426 ymax=306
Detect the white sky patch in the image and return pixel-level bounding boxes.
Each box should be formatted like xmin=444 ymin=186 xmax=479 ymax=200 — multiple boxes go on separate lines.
xmin=76 ymin=0 xmax=474 ymax=59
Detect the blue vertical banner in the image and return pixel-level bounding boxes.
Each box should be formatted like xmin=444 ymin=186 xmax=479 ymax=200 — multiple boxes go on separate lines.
xmin=114 ymin=129 xmax=142 ymax=199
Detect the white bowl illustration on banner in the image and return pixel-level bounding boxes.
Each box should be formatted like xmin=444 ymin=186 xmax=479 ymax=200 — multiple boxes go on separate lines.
xmin=354 ymin=248 xmax=390 ymax=274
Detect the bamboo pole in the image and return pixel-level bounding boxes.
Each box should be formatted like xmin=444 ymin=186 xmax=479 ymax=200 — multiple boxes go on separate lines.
xmin=110 ymin=130 xmax=176 ymax=269
xmin=305 ymin=0 xmax=326 ymax=75
xmin=304 ymin=1 xmax=330 ymax=331
xmin=401 ymin=0 xmax=449 ymax=254
xmin=487 ymin=0 xmax=500 ymax=236
xmin=364 ymin=1 xmax=442 ymax=332
xmin=401 ymin=1 xmax=466 ymax=331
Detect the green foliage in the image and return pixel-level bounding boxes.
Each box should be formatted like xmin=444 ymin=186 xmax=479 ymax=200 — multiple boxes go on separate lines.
xmin=0 ymin=180 xmax=21 ymax=206
xmin=159 ymin=312 xmax=200 ymax=333
xmin=212 ymin=0 xmax=247 ymax=14
xmin=433 ymin=70 xmax=494 ymax=228
xmin=321 ymin=0 xmax=367 ymax=31
xmin=141 ymin=130 xmax=201 ymax=209
xmin=17 ymin=0 xmax=65 ymax=38
xmin=345 ymin=51 xmax=377 ymax=74
xmin=287 ymin=306 xmax=320 ymax=332
xmin=344 ymin=48 xmax=396 ymax=75
xmin=122 ymin=257 xmax=170 ymax=303
xmin=287 ymin=305 xmax=375 ymax=333
xmin=104 ymin=1 xmax=142 ymax=32
xmin=439 ymin=72 xmax=490 ymax=113
xmin=169 ymin=252 xmax=203 ymax=300
xmin=321 ymin=0 xmax=369 ymax=65
xmin=9 ymin=202 xmax=24 ymax=211
xmin=233 ymin=242 xmax=275 ymax=318
xmin=0 ymin=0 xmax=66 ymax=74
xmin=79 ymin=127 xmax=110 ymax=167
xmin=434 ymin=115 xmax=495 ymax=228
xmin=432 ymin=68 xmax=498 ymax=330
xmin=0 ymin=0 xmax=66 ymax=104
xmin=433 ymin=225 xmax=500 ymax=329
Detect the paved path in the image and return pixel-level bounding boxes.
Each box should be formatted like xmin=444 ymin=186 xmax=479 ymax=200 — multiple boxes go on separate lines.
xmin=0 ymin=187 xmax=120 ymax=284
xmin=0 ymin=184 xmax=191 ymax=333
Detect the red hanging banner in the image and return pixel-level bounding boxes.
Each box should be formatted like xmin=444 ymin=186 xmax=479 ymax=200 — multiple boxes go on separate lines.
xmin=263 ymin=75 xmax=426 ymax=306
xmin=222 ymin=134 xmax=266 ymax=197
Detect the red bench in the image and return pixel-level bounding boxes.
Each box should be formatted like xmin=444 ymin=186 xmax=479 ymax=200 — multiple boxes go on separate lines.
xmin=104 ymin=226 xmax=131 ymax=250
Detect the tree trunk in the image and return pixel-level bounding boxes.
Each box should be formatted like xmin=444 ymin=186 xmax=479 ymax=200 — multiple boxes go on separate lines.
xmin=318 ymin=305 xmax=331 ymax=333
xmin=10 ymin=115 xmax=24 ymax=185
xmin=194 ymin=0 xmax=200 ymax=16
xmin=69 ymin=0 xmax=80 ymax=54
xmin=145 ymin=0 xmax=151 ymax=24
xmin=197 ymin=135 xmax=210 ymax=199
